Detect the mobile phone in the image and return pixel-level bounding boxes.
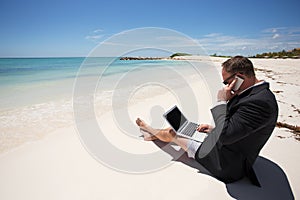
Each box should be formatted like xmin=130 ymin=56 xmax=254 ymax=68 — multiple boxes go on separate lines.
xmin=232 ymin=76 xmax=244 ymax=91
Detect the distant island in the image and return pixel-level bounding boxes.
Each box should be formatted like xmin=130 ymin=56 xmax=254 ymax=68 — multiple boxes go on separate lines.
xmin=119 ymin=57 xmax=166 ymax=60
xmin=169 ymin=52 xmax=192 ymax=58
xmin=119 ymin=52 xmax=192 ymax=60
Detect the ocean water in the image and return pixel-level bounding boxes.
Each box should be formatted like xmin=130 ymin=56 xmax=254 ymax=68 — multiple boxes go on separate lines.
xmin=0 ymin=57 xmax=215 ymax=154
xmin=0 ymin=57 xmax=186 ymax=108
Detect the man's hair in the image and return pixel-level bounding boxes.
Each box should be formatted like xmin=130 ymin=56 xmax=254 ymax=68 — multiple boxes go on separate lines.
xmin=222 ymin=56 xmax=255 ymax=77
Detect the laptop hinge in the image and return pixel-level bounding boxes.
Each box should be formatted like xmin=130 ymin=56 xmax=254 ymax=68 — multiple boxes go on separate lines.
xmin=178 ymin=121 xmax=188 ymax=133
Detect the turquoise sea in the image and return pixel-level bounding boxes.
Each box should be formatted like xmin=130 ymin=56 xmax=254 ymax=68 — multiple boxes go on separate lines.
xmin=0 ymin=57 xmax=210 ymax=154
xmin=0 ymin=57 xmax=189 ymax=109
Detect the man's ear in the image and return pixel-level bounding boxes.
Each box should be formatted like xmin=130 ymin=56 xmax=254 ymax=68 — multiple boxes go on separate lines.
xmin=236 ymin=72 xmax=245 ymax=78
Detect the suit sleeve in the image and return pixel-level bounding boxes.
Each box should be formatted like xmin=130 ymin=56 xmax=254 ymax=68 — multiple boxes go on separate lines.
xmin=211 ymin=99 xmax=271 ymax=145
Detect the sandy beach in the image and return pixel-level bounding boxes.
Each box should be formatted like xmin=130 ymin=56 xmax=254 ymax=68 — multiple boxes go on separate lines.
xmin=0 ymin=57 xmax=299 ymax=199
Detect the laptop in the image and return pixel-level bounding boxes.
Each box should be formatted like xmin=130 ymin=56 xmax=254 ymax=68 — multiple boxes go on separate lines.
xmin=163 ymin=105 xmax=207 ymax=142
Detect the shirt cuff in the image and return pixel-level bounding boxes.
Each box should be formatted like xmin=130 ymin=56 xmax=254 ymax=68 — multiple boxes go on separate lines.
xmin=213 ymin=100 xmax=227 ymax=107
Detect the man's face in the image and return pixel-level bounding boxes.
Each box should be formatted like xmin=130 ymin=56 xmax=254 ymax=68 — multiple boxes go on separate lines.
xmin=222 ymin=68 xmax=247 ymax=92
xmin=222 ymin=68 xmax=236 ymax=85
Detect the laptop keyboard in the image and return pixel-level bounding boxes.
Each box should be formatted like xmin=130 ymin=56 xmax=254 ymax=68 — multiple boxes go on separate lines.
xmin=182 ymin=122 xmax=198 ymax=137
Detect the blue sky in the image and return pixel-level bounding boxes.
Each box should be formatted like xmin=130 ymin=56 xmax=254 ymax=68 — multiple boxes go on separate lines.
xmin=0 ymin=0 xmax=300 ymax=57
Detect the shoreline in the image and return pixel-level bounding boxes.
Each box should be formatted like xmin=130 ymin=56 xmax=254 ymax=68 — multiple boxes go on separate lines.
xmin=119 ymin=55 xmax=300 ymax=61
xmin=1 ymin=57 xmax=300 ymax=154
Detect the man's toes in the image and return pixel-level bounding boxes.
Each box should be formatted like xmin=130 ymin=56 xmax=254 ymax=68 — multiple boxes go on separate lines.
xmin=136 ymin=118 xmax=142 ymax=126
xmin=136 ymin=118 xmax=146 ymax=128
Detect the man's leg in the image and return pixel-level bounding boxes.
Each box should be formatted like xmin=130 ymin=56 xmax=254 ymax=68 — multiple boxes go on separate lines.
xmin=136 ymin=118 xmax=199 ymax=155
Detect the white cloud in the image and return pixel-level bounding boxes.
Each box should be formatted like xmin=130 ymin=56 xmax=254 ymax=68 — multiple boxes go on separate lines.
xmin=196 ymin=27 xmax=300 ymax=56
xmin=203 ymin=33 xmax=222 ymax=38
xmin=85 ymin=34 xmax=105 ymax=43
xmin=86 ymin=28 xmax=105 ymax=43
xmin=262 ymin=27 xmax=285 ymax=33
xmin=272 ymin=34 xmax=280 ymax=39
xmin=84 ymin=27 xmax=300 ymax=56
xmin=85 ymin=35 xmax=104 ymax=40
xmin=93 ymin=29 xmax=104 ymax=33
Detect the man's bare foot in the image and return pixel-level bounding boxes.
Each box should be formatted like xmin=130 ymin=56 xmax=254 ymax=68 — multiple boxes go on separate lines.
xmin=136 ymin=118 xmax=148 ymax=130
xmin=136 ymin=118 xmax=176 ymax=143
xmin=136 ymin=118 xmax=157 ymax=141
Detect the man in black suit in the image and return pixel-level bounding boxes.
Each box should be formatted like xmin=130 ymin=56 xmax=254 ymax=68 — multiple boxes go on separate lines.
xmin=136 ymin=56 xmax=278 ymax=186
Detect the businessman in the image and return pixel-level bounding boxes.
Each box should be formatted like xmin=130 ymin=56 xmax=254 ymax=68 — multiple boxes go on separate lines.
xmin=136 ymin=56 xmax=278 ymax=186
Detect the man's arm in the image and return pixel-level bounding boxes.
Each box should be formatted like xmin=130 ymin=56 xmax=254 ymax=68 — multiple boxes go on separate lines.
xmin=214 ymin=100 xmax=271 ymax=145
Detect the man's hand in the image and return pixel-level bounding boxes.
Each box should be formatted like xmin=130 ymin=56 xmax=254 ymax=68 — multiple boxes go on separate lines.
xmin=197 ymin=124 xmax=213 ymax=133
xmin=217 ymin=78 xmax=237 ymax=102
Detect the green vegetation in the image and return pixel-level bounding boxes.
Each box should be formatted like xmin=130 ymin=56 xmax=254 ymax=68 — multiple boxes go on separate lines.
xmin=170 ymin=48 xmax=300 ymax=59
xmin=210 ymin=53 xmax=231 ymax=58
xmin=250 ymin=48 xmax=300 ymax=59
xmin=170 ymin=52 xmax=192 ymax=58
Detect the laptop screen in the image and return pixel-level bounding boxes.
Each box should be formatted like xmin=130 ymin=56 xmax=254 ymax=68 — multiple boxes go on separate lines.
xmin=165 ymin=106 xmax=187 ymax=131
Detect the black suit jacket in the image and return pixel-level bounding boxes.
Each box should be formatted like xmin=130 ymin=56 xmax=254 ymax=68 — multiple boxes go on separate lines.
xmin=195 ymin=82 xmax=278 ymax=186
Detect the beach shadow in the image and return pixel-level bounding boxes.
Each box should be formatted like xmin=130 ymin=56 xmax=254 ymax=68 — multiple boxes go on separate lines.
xmin=153 ymin=140 xmax=294 ymax=200
xmin=153 ymin=140 xmax=212 ymax=174
xmin=226 ymin=157 xmax=294 ymax=200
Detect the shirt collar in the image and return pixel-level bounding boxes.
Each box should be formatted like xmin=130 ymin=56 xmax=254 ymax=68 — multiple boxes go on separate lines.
xmin=238 ymin=80 xmax=266 ymax=96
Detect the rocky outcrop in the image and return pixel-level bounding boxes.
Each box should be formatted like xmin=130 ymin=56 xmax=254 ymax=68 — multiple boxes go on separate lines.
xmin=119 ymin=57 xmax=166 ymax=60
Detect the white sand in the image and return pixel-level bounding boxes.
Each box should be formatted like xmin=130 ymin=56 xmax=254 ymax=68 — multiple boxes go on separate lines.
xmin=0 ymin=57 xmax=299 ymax=199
